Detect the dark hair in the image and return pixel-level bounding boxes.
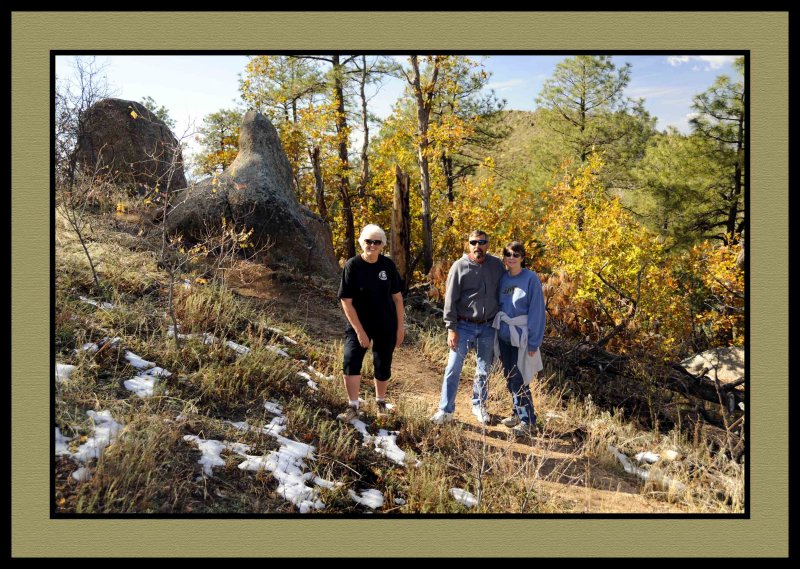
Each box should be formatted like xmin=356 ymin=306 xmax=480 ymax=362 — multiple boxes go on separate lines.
xmin=468 ymin=229 xmax=488 ymax=240
xmin=504 ymin=241 xmax=527 ymax=267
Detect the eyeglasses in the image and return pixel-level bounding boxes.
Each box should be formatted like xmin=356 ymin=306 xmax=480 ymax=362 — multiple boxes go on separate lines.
xmin=469 ymin=239 xmax=488 ymax=246
xmin=364 ymin=239 xmax=383 ymax=246
xmin=503 ymin=251 xmax=522 ymax=258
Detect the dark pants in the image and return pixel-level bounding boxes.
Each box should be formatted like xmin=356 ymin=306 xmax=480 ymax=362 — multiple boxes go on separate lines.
xmin=342 ymin=329 xmax=396 ymax=381
xmin=498 ymin=338 xmax=536 ymax=425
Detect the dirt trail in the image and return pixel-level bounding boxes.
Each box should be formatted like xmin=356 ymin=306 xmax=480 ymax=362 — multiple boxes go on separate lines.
xmin=233 ymin=268 xmax=687 ymax=513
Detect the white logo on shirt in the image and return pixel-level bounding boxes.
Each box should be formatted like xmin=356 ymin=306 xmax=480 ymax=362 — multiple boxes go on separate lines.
xmin=378 ymin=270 xmax=388 ymax=281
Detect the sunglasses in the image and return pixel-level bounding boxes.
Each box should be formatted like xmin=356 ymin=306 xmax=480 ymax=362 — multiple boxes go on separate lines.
xmin=364 ymin=239 xmax=383 ymax=246
xmin=503 ymin=251 xmax=522 ymax=258
xmin=469 ymin=239 xmax=488 ymax=246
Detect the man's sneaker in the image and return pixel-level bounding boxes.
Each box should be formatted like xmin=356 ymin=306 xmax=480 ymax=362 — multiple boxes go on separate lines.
xmin=376 ymin=400 xmax=390 ymax=418
xmin=501 ymin=414 xmax=521 ymax=428
xmin=337 ymin=406 xmax=360 ymax=423
xmin=430 ymin=410 xmax=454 ymax=425
xmin=511 ymin=422 xmax=538 ymax=439
xmin=471 ymin=404 xmax=492 ymax=425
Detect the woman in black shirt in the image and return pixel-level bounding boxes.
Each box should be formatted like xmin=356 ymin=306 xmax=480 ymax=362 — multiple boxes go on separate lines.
xmin=337 ymin=224 xmax=405 ymax=422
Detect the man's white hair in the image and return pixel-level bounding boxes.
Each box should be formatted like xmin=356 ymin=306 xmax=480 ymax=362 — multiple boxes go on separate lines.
xmin=358 ymin=224 xmax=387 ymax=248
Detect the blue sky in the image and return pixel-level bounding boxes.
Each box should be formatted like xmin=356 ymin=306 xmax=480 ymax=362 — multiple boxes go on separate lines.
xmin=55 ymin=54 xmax=740 ymax=159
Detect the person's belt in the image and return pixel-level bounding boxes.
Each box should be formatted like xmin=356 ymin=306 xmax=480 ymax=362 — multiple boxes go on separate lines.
xmin=457 ymin=316 xmax=491 ymax=324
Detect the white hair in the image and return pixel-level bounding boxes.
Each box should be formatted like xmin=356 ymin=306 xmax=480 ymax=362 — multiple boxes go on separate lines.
xmin=358 ymin=224 xmax=387 ymax=248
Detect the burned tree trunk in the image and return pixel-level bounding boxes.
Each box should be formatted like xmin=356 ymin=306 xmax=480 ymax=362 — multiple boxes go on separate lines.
xmin=391 ymin=165 xmax=411 ymax=293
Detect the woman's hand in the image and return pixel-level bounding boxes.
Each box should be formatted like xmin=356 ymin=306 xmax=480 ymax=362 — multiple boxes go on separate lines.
xmin=528 ymin=349 xmax=538 ymax=357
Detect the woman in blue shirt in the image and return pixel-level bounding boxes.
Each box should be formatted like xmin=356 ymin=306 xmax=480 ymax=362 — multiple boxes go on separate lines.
xmin=491 ymin=241 xmax=546 ymax=439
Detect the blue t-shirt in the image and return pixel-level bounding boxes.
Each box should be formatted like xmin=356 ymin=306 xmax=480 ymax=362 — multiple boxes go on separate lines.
xmin=497 ymin=268 xmax=546 ymax=351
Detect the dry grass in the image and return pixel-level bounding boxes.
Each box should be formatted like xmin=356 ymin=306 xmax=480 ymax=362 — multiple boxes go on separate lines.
xmin=54 ymin=206 xmax=744 ymax=514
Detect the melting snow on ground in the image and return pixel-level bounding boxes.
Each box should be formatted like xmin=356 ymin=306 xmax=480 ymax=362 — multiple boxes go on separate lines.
xmin=349 ymin=488 xmax=384 ymax=509
xmin=56 ymin=410 xmax=124 ymax=482
xmin=342 ymin=413 xmax=420 ymax=468
xmin=296 ymin=371 xmax=319 ymax=391
xmin=56 ymin=363 xmax=77 ymax=383
xmin=608 ymin=445 xmax=686 ymax=495
xmin=79 ymin=296 xmax=115 ymax=310
xmin=449 ymin=488 xmax=478 ymax=508
xmin=183 ymin=400 xmax=337 ymax=513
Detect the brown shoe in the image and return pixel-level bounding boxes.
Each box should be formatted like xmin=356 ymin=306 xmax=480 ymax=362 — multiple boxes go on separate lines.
xmin=376 ymin=400 xmax=390 ymax=418
xmin=337 ymin=406 xmax=360 ymax=423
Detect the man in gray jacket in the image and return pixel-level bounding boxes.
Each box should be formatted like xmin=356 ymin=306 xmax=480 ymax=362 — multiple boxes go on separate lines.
xmin=431 ymin=230 xmax=506 ymax=425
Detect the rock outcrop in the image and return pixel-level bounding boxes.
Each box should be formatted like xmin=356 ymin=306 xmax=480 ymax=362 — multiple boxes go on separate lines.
xmin=75 ymin=98 xmax=188 ymax=194
xmin=165 ymin=111 xmax=338 ymax=277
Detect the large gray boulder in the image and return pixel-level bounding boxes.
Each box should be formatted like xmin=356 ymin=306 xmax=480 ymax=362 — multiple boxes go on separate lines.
xmin=165 ymin=111 xmax=337 ymax=277
xmin=75 ymin=98 xmax=188 ymax=194
xmin=681 ymin=346 xmax=744 ymax=385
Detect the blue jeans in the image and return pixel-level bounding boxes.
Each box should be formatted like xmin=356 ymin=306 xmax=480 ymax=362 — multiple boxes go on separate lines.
xmin=498 ymin=338 xmax=536 ymax=425
xmin=438 ymin=322 xmax=495 ymax=413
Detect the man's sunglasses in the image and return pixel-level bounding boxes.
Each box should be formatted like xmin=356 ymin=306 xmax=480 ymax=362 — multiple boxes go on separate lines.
xmin=364 ymin=239 xmax=383 ymax=246
xmin=469 ymin=239 xmax=488 ymax=246
xmin=503 ymin=251 xmax=522 ymax=258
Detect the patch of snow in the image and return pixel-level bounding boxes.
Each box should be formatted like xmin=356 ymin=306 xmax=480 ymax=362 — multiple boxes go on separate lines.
xmin=634 ymin=451 xmax=660 ymax=464
xmin=349 ymin=488 xmax=384 ymax=509
xmin=608 ymin=445 xmax=686 ymax=495
xmin=71 ymin=411 xmax=124 ymax=463
xmin=142 ymin=367 xmax=172 ymax=378
xmin=79 ymin=296 xmax=115 ymax=310
xmin=264 ymin=401 xmax=284 ymax=415
xmin=308 ymin=366 xmax=333 ymax=381
xmin=282 ymin=336 xmax=298 ymax=345
xmin=266 ymin=345 xmax=290 ymax=358
xmin=124 ymin=351 xmax=155 ymax=370
xmin=225 ymin=340 xmax=251 ymax=355
xmin=394 ymin=498 xmax=406 ymax=506
xmin=72 ymin=467 xmax=92 ymax=482
xmin=56 ymin=363 xmax=76 ymax=383
xmin=123 ymin=375 xmax=157 ymax=398
xmin=296 ymin=372 xmax=319 ymax=390
xmin=183 ymin=435 xmax=250 ymax=477
xmin=449 ymin=488 xmax=478 ymax=508
xmin=372 ymin=429 xmax=418 ymax=467
xmin=55 ymin=428 xmax=73 ymax=456
xmin=80 ymin=342 xmax=99 ymax=353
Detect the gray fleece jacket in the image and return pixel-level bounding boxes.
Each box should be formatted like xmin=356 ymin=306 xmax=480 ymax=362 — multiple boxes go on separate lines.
xmin=443 ymin=253 xmax=506 ymax=330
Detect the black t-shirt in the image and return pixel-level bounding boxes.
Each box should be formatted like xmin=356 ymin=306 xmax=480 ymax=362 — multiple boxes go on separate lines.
xmin=338 ymin=254 xmax=402 ymax=338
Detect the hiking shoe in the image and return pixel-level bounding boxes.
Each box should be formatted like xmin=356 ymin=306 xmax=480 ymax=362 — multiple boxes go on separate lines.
xmin=501 ymin=414 xmax=521 ymax=428
xmin=376 ymin=400 xmax=390 ymax=418
xmin=337 ymin=406 xmax=360 ymax=423
xmin=511 ymin=422 xmax=538 ymax=439
xmin=471 ymin=404 xmax=492 ymax=425
xmin=430 ymin=410 xmax=454 ymax=425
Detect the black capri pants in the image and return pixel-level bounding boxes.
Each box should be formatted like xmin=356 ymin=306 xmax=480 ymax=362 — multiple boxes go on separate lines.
xmin=342 ymin=328 xmax=396 ymax=381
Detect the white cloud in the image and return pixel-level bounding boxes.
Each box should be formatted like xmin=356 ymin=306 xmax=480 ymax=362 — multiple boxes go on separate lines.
xmin=667 ymin=55 xmax=738 ymax=70
xmin=667 ymin=56 xmax=691 ymax=66
xmin=486 ymin=78 xmax=525 ymax=91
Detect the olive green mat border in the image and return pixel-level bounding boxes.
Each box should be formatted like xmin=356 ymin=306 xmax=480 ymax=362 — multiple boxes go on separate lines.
xmin=11 ymin=11 xmax=788 ymax=558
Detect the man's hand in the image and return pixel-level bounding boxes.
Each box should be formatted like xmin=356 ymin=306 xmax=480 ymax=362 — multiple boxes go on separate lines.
xmin=357 ymin=330 xmax=371 ymax=348
xmin=396 ymin=326 xmax=405 ymax=348
xmin=448 ymin=329 xmax=459 ymax=351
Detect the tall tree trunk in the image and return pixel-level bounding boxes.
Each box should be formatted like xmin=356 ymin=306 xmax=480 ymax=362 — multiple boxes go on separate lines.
xmin=332 ymin=55 xmax=355 ymax=259
xmin=392 ymin=166 xmax=411 ymax=293
xmin=311 ymin=145 xmax=327 ymax=220
xmin=358 ymin=55 xmax=370 ymax=198
xmin=410 ymin=55 xmax=437 ymax=276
